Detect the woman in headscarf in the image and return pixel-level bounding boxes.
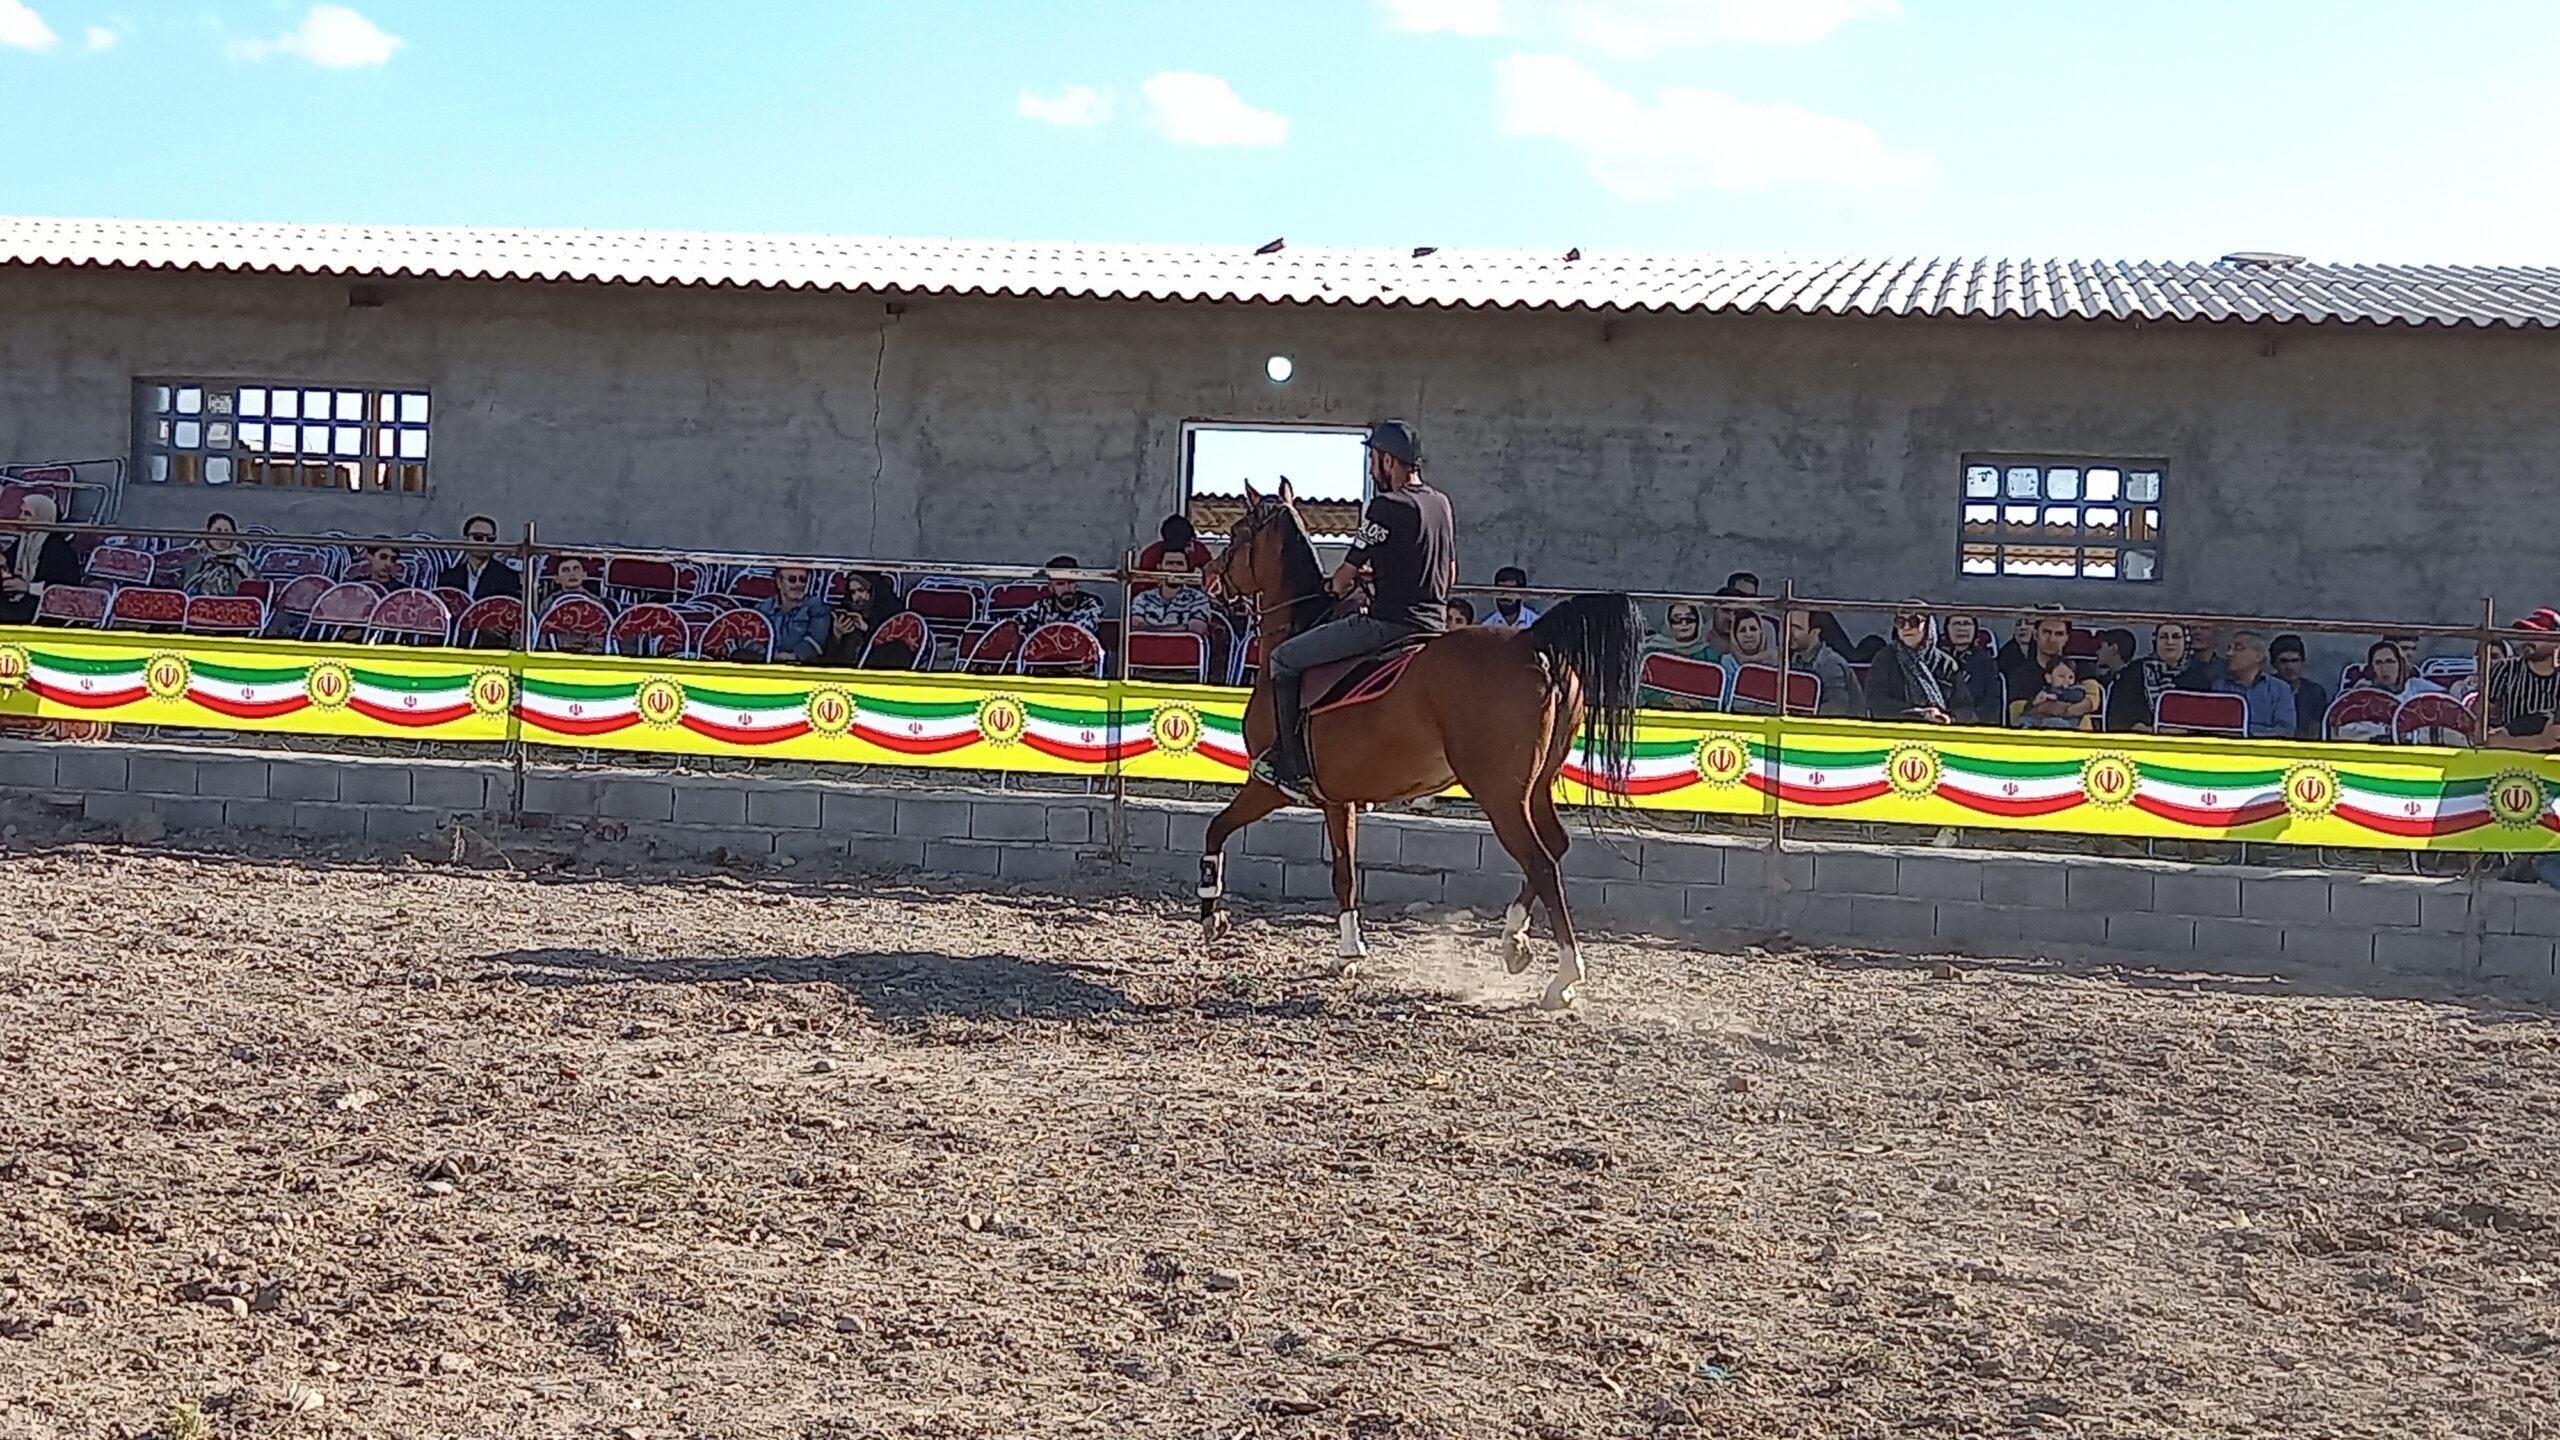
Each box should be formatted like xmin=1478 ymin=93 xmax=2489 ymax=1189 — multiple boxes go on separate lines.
xmin=1725 ymin=610 xmax=1781 ymax=668
xmin=1868 ymin=601 xmax=1966 ymax=724
xmin=0 ymin=494 xmax=80 ymax=625
xmin=822 ymin=570 xmax=910 ymax=667
xmin=179 ymin=512 xmax=260 ymax=597
xmin=1937 ymin=613 xmax=2001 ymax=724
xmin=1638 ymin=599 xmax=1725 ymax=710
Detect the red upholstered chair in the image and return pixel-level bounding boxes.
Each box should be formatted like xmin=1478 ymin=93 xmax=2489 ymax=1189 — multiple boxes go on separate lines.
xmin=2394 ymin=692 xmax=2479 ymax=748
xmin=34 ymin=584 xmax=110 ymax=626
xmin=537 ymin=595 xmax=614 ymax=653
xmin=609 ymin=602 xmax=689 ymax=658
xmin=433 ymin=587 xmax=472 ymax=618
xmin=2154 ymin=689 xmax=2248 ymax=736
xmin=273 ymin=574 xmax=334 ymax=634
xmin=958 ymin=620 xmax=1024 ymax=674
xmin=259 ymin=545 xmax=337 ymax=579
xmin=861 ymin=611 xmax=933 ymax=670
xmin=988 ymin=582 xmax=1047 ymax=617
xmin=698 ymin=608 xmax=774 ymax=663
xmin=304 ymin=581 xmax=384 ymax=641
xmin=2323 ymin=689 xmax=2400 ymax=741
xmin=150 ymin=547 xmax=198 ymax=585
xmin=1729 ymin=663 xmax=1819 ymax=715
xmin=1020 ymin=622 xmax=1105 ymax=678
xmin=728 ymin=574 xmax=778 ymax=603
xmin=1126 ymin=629 xmax=1207 ymax=683
xmin=368 ymin=589 xmax=453 ymax=646
xmin=908 ymin=586 xmax=980 ymax=626
xmin=454 ymin=595 xmax=524 ymax=649
xmin=183 ymin=595 xmax=267 ymax=636
xmin=1640 ymin=652 xmax=1727 ymax=709
xmin=604 ymin=557 xmax=680 ymax=607
xmin=84 ymin=546 xmax=156 ymax=587
xmin=105 ymin=587 xmax=186 ymax=630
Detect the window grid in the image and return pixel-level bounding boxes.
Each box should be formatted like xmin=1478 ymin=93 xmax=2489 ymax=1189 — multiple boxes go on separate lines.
xmin=1959 ymin=454 xmax=2162 ymax=582
xmin=137 ymin=380 xmax=432 ymax=493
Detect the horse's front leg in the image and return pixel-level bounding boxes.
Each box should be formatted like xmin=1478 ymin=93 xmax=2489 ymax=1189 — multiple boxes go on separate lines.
xmin=1199 ymin=782 xmax=1288 ymax=942
xmin=1325 ymin=802 xmax=1364 ymax=976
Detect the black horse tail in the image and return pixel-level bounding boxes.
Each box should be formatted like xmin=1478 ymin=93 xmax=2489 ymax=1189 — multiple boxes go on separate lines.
xmin=1528 ymin=593 xmax=1645 ymax=799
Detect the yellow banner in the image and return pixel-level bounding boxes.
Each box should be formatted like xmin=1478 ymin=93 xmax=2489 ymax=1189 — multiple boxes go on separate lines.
xmin=0 ymin=628 xmax=511 ymax=743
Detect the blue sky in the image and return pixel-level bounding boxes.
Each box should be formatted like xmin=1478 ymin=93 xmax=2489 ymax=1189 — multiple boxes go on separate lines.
xmin=7 ymin=0 xmax=2558 ymax=264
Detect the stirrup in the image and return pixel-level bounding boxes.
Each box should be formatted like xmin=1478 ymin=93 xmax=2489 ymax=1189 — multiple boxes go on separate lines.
xmin=1250 ymin=752 xmax=1317 ymax=805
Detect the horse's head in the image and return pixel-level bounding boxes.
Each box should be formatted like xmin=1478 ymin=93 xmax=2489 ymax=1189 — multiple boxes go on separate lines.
xmin=1207 ymin=476 xmax=1300 ymax=608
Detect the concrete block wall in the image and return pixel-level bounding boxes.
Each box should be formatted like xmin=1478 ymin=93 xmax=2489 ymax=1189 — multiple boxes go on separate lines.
xmin=2 ymin=738 xmax=2553 ymax=995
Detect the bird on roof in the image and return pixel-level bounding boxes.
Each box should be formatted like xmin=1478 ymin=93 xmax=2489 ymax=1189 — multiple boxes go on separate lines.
xmin=1255 ymin=237 xmax=1286 ymax=256
xmin=1563 ymin=247 xmax=1582 ymax=262
xmin=1412 ymin=246 xmax=1438 ymax=258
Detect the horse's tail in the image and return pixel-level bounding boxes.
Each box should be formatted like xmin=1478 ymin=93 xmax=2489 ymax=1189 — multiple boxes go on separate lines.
xmin=1528 ymin=593 xmax=1644 ymax=799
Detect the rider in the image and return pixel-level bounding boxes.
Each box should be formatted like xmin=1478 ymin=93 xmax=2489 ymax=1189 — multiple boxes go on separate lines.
xmin=1253 ymin=419 xmax=1455 ymax=801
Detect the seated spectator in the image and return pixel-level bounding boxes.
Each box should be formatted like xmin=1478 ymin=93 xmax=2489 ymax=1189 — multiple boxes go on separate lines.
xmin=541 ymin=555 xmax=601 ymax=609
xmin=2093 ymin=628 xmax=2148 ymax=732
xmin=1446 ymin=597 xmax=1476 ymax=627
xmin=1723 ymin=571 xmax=1760 ymax=598
xmin=2015 ymin=654 xmax=2097 ymax=730
xmin=1999 ymin=610 xmax=2093 ymax=724
xmin=1017 ymin=555 xmax=1106 ymax=633
xmin=179 ymin=512 xmax=260 ymax=597
xmin=1812 ymin=609 xmax=1879 ymax=663
xmin=1784 ymin=609 xmax=1864 ymax=717
xmin=1937 ymin=614 xmax=2001 ymax=723
xmin=2269 ymin=633 xmax=2327 ymax=739
xmin=1706 ymin=584 xmax=1753 ymax=653
xmin=757 ymin=566 xmax=833 ymax=664
xmin=353 ymin=540 xmax=403 ymax=588
xmin=2185 ymin=623 xmax=2231 ymax=689
xmin=2212 ymin=631 xmax=2297 ymax=737
xmin=2139 ymin=621 xmax=2206 ymax=717
xmin=1639 ymin=601 xmax=1724 ymax=710
xmin=822 ymin=570 xmax=906 ymax=667
xmin=1136 ymin=514 xmax=1213 ymax=573
xmin=435 ymin=515 xmax=522 ymax=602
xmin=1485 ymin=566 xmax=1540 ymax=628
xmin=0 ymin=493 xmax=77 ymax=625
xmin=1131 ymin=550 xmax=1216 ymax=634
xmin=1993 ymin=612 xmax=2040 ymax=689
xmin=2334 ymin=640 xmax=2444 ymax=740
xmin=1726 ymin=610 xmax=1780 ymax=668
xmin=1866 ymin=604 xmax=1961 ymax=724
xmin=2484 ymin=612 xmax=2560 ymax=752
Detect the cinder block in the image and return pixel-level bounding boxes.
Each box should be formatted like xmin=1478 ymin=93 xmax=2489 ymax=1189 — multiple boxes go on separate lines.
xmin=1682 ymin=884 xmax=1731 ymax=925
xmin=155 ymin=796 xmax=229 ymax=831
xmin=2014 ymin=905 xmax=2109 ymax=948
xmin=2328 ymin=878 xmax=2424 ymax=929
xmin=1394 ymin=825 xmax=1483 ymax=872
xmin=595 ymin=779 xmax=673 ymax=822
xmin=2418 ymin=887 xmax=2476 ymax=934
xmin=922 ymin=839 xmax=1003 ymax=877
xmin=412 ymin=767 xmax=490 ymax=811
xmin=747 ymin=788 xmax=824 ymax=829
xmin=2505 ymin=888 xmax=2560 ymax=938
xmin=192 ymin=757 xmax=269 ymax=799
xmin=262 ymin=758 xmax=339 ymax=802
xmin=774 ymin=832 xmax=848 ymax=862
xmin=845 ymin=836 xmax=928 ymax=871
xmin=1045 ymin=805 xmax=1097 ymax=846
xmin=1897 ymin=854 xmax=1983 ymax=902
xmin=1165 ymin=809 xmax=1213 ymax=854
xmin=0 ymin=745 xmax=57 ymax=790
xmin=52 ymin=749 xmax=128 ymax=791
xmin=222 ymin=798 xmax=297 ymax=833
xmin=636 ymin=824 xmax=772 ymax=859
xmin=1285 ymin=862 xmax=1339 ymax=902
xmin=2064 ymin=863 xmax=2154 ymax=912
xmin=1360 ymin=868 xmax=1442 ymax=907
xmin=2479 ymin=934 xmax=2557 ymax=980
xmin=2152 ymin=871 xmax=2242 ymax=918
xmin=2107 ymin=910 xmax=2196 ymax=954
xmin=518 ymin=773 xmax=600 ymax=815
xmin=672 ymin=785 xmax=748 ymax=826
xmin=1595 ymin=881 xmax=1688 ymax=935
xmin=81 ymin=790 xmax=155 ymax=824
xmin=2279 ymin=926 xmax=2375 ymax=966
xmin=1849 ymin=894 xmax=1937 ymax=940
xmin=1933 ymin=902 xmax=2022 ymax=952
xmin=293 ymin=804 xmax=368 ymax=838
xmin=820 ymin=791 xmax=899 ymax=836
xmin=968 ymin=798 xmax=1050 ymax=842
xmin=1558 ymin=839 xmax=1642 ymax=882
xmin=1639 ymin=838 xmax=1726 ymax=885
xmin=2192 ymin=917 xmax=2288 ymax=963
xmin=997 ymin=846 xmax=1077 ymax=882
xmin=1724 ymin=847 xmax=1815 ymax=892
xmin=892 ymin=796 xmax=972 ymax=838
xmin=1226 ymin=854 xmax=1284 ymax=900
xmin=2237 ymin=874 xmax=2331 ymax=924
xmin=365 ymin=808 xmax=443 ymax=843
xmin=336 ymin=764 xmax=415 ymax=807
xmin=1444 ymin=870 xmax=1526 ymax=915
xmin=2372 ymin=929 xmax=2463 ymax=975
xmin=1117 ymin=806 xmax=1172 ymax=854
xmin=1244 ymin=814 xmax=1331 ymax=862
xmin=1816 ymin=849 xmax=1902 ymax=897
xmin=1981 ymin=859 xmax=2068 ymax=909
xmin=126 ymin=754 xmax=199 ymax=796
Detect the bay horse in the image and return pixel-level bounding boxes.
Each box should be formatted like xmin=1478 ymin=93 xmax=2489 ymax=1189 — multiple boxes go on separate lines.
xmin=1200 ymin=480 xmax=1642 ymax=1010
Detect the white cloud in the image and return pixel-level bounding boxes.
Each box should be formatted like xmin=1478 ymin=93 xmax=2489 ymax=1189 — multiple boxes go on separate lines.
xmin=1386 ymin=0 xmax=1897 ymax=54
xmin=0 ymin=0 xmax=58 ymax=51
xmin=82 ymin=23 xmax=117 ymax=50
xmin=1016 ymin=84 xmax=1111 ymax=128
xmin=1140 ymin=71 xmax=1288 ymax=147
xmin=228 ymin=5 xmax=402 ymax=67
xmin=1497 ymin=53 xmax=1925 ymax=198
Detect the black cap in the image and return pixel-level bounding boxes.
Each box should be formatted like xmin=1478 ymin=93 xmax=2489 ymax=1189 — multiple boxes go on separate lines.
xmin=1364 ymin=420 xmax=1421 ymax=466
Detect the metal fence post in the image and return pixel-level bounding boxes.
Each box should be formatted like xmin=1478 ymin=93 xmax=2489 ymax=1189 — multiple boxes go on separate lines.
xmin=2475 ymin=595 xmax=2496 ymax=747
xmin=1772 ymin=581 xmax=1794 ymax=857
xmin=509 ymin=522 xmax=536 ymax=819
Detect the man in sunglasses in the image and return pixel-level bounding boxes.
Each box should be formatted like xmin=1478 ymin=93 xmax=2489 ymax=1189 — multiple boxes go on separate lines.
xmin=435 ymin=514 xmax=522 ymax=601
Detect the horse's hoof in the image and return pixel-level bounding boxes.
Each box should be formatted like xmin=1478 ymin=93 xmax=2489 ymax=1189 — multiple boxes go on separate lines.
xmin=1500 ymin=935 xmax=1534 ymax=975
xmin=1537 ymin=980 xmax=1580 ymax=1011
xmin=1202 ymin=913 xmax=1229 ymax=943
xmin=1331 ymin=958 xmax=1362 ymax=980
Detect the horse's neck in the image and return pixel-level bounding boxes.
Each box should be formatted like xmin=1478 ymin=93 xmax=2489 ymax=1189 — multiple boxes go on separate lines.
xmin=1265 ymin=586 xmax=1329 ymax=641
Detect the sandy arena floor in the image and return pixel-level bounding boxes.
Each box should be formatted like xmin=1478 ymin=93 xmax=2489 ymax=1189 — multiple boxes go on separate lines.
xmin=0 ymin=829 xmax=2555 ymax=1439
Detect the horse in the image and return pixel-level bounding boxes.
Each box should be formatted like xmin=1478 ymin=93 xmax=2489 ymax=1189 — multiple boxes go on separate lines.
xmin=1199 ymin=479 xmax=1642 ymax=1010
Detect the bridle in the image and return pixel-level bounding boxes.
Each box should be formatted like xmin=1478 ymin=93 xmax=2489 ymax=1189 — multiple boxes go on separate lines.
xmin=1209 ymin=498 xmax=1327 ymax=633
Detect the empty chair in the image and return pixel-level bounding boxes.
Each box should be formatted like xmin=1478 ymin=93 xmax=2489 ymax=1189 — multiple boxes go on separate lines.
xmin=609 ymin=602 xmax=689 ymax=657
xmin=907 ymin=586 xmax=980 ymax=627
xmin=273 ymin=573 xmax=335 ymax=634
xmin=1640 ymin=652 xmax=1728 ymax=710
xmin=433 ymin=587 xmax=473 ymax=617
xmin=150 ymin=546 xmax=200 ymax=585
xmin=33 ymin=584 xmax=110 ymax=627
xmin=2154 ymin=688 xmax=2249 ymax=736
xmin=304 ymin=581 xmax=385 ymax=641
xmin=1019 ymin=621 xmax=1104 ymax=678
xmin=604 ymin=557 xmax=680 ymax=607
xmin=958 ymin=619 xmax=1023 ymax=674
xmin=2323 ymin=688 xmax=2401 ymax=741
xmin=367 ymin=589 xmax=453 ymax=646
xmin=2417 ymin=655 xmax=2478 ymax=685
xmin=861 ymin=611 xmax=932 ymax=670
xmin=104 ymin=587 xmax=186 ymax=631
xmin=2394 ymin=692 xmax=2478 ymax=748
xmin=987 ymin=581 xmax=1047 ymax=617
xmin=1729 ymin=663 xmax=1820 ymax=715
xmin=454 ymin=595 xmax=525 ymax=649
xmin=1126 ymin=629 xmax=1207 ymax=683
xmin=84 ymin=546 xmax=156 ymax=587
xmin=183 ymin=594 xmax=266 ymax=635
xmin=259 ymin=545 xmax=336 ymax=580
xmin=537 ymin=595 xmax=614 ymax=653
xmin=728 ymin=573 xmax=778 ymax=603
xmin=698 ymin=608 xmax=774 ymax=663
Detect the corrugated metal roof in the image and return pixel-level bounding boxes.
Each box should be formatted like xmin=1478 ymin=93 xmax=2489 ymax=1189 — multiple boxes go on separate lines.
xmin=4 ymin=215 xmax=2558 ymax=330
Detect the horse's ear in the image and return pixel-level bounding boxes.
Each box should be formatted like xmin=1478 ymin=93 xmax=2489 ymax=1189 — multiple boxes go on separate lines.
xmin=1240 ymin=478 xmax=1262 ymax=507
xmin=1276 ymin=476 xmax=1296 ymax=506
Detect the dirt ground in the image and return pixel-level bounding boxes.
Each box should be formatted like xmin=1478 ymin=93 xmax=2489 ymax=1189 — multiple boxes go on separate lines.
xmin=0 ymin=822 xmax=2555 ymax=1440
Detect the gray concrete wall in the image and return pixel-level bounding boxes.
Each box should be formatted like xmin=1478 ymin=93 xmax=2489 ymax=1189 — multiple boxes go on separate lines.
xmin=2 ymin=738 xmax=2551 ymax=996
xmin=4 ymin=266 xmax=2557 ymax=623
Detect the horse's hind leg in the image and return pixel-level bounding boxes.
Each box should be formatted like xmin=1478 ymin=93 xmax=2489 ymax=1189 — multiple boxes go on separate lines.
xmin=1500 ymin=725 xmax=1577 ymax=975
xmin=1483 ymin=798 xmax=1579 ymax=1008
xmin=1324 ymin=802 xmax=1365 ymax=976
xmin=1200 ymin=782 xmax=1287 ymax=942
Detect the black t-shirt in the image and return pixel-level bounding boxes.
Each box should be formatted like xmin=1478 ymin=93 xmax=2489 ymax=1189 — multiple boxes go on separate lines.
xmin=1348 ymin=483 xmax=1454 ymax=634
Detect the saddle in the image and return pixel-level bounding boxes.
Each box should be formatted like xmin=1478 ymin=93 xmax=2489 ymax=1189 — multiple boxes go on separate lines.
xmin=1302 ymin=635 xmax=1431 ymax=717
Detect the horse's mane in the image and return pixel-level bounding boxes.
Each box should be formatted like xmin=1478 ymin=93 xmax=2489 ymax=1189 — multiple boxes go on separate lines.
xmin=1262 ymin=499 xmax=1332 ymax=635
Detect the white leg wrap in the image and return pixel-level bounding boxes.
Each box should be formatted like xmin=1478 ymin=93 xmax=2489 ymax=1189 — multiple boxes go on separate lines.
xmin=1337 ymin=911 xmax=1367 ymax=959
xmin=1502 ymin=902 xmax=1529 ymax=940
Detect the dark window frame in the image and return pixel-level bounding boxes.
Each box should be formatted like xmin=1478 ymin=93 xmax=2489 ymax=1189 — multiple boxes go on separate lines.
xmin=1958 ymin=452 xmax=2165 ymax=584
xmin=134 ymin=378 xmax=433 ymax=494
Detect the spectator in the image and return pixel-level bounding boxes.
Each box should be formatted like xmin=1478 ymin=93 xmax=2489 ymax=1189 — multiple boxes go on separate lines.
xmin=2213 ymin=631 xmax=2298 ymax=738
xmin=1938 ymin=614 xmax=2001 ymax=724
xmin=1484 ymin=566 xmax=1540 ymax=628
xmin=1446 ymin=597 xmax=1476 ymax=627
xmin=2484 ymin=612 xmax=2560 ymax=752
xmin=1866 ymin=604 xmax=1961 ymax=724
xmin=1727 ymin=610 xmax=1780 ymax=668
xmin=1639 ymin=601 xmax=1724 ymax=710
xmin=1723 ymin=571 xmax=1760 ymax=597
xmin=541 ymin=555 xmax=600 ymax=608
xmin=0 ymin=493 xmax=77 ymax=625
xmin=354 ymin=540 xmax=403 ymax=588
xmin=2269 ymin=633 xmax=2327 ymax=739
xmin=1998 ymin=610 xmax=2093 ymax=725
xmin=2138 ymin=621 xmax=2206 ymax=717
xmin=1132 ymin=550 xmax=1217 ymax=634
xmin=435 ymin=515 xmax=522 ymax=602
xmin=1136 ymin=514 xmax=1213 ymax=573
xmin=757 ymin=566 xmax=833 ymax=664
xmin=2334 ymin=640 xmax=2445 ymax=740
xmin=1016 ymin=555 xmax=1106 ymax=633
xmin=2093 ymin=628 xmax=2148 ymax=732
xmin=1994 ymin=612 xmax=2040 ymax=689
xmin=179 ymin=512 xmax=260 ymax=597
xmin=822 ymin=570 xmax=906 ymax=667
xmin=1783 ymin=608 xmax=1865 ymax=717
xmin=2016 ymin=655 xmax=2097 ymax=730
xmin=2185 ymin=623 xmax=2232 ymax=689
xmin=1812 ymin=610 xmax=1880 ymax=663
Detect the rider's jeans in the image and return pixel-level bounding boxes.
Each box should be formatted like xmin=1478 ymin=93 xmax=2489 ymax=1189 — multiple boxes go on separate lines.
xmin=1267 ymin=616 xmax=1422 ymax=683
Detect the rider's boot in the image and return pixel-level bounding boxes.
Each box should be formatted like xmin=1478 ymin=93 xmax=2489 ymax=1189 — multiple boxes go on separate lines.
xmin=1253 ymin=678 xmax=1316 ymax=804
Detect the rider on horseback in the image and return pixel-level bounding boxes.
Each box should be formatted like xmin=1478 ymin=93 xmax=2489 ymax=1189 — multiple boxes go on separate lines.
xmin=1252 ymin=420 xmax=1455 ymax=802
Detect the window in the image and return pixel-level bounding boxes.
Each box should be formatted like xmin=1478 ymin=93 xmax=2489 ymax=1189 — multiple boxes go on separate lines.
xmin=1959 ymin=454 xmax=2161 ymax=581
xmin=1181 ymin=422 xmax=1370 ymax=544
xmin=136 ymin=379 xmax=432 ymax=492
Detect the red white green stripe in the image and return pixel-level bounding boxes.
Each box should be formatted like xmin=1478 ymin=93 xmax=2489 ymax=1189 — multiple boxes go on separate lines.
xmin=20 ymin=651 xmax=147 ymax=709
xmin=518 ymin=675 xmax=641 ymax=737
xmin=854 ymin=694 xmax=980 ymax=755
xmin=678 ymin=681 xmax=810 ymax=746
xmin=346 ymin=667 xmax=478 ymax=727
